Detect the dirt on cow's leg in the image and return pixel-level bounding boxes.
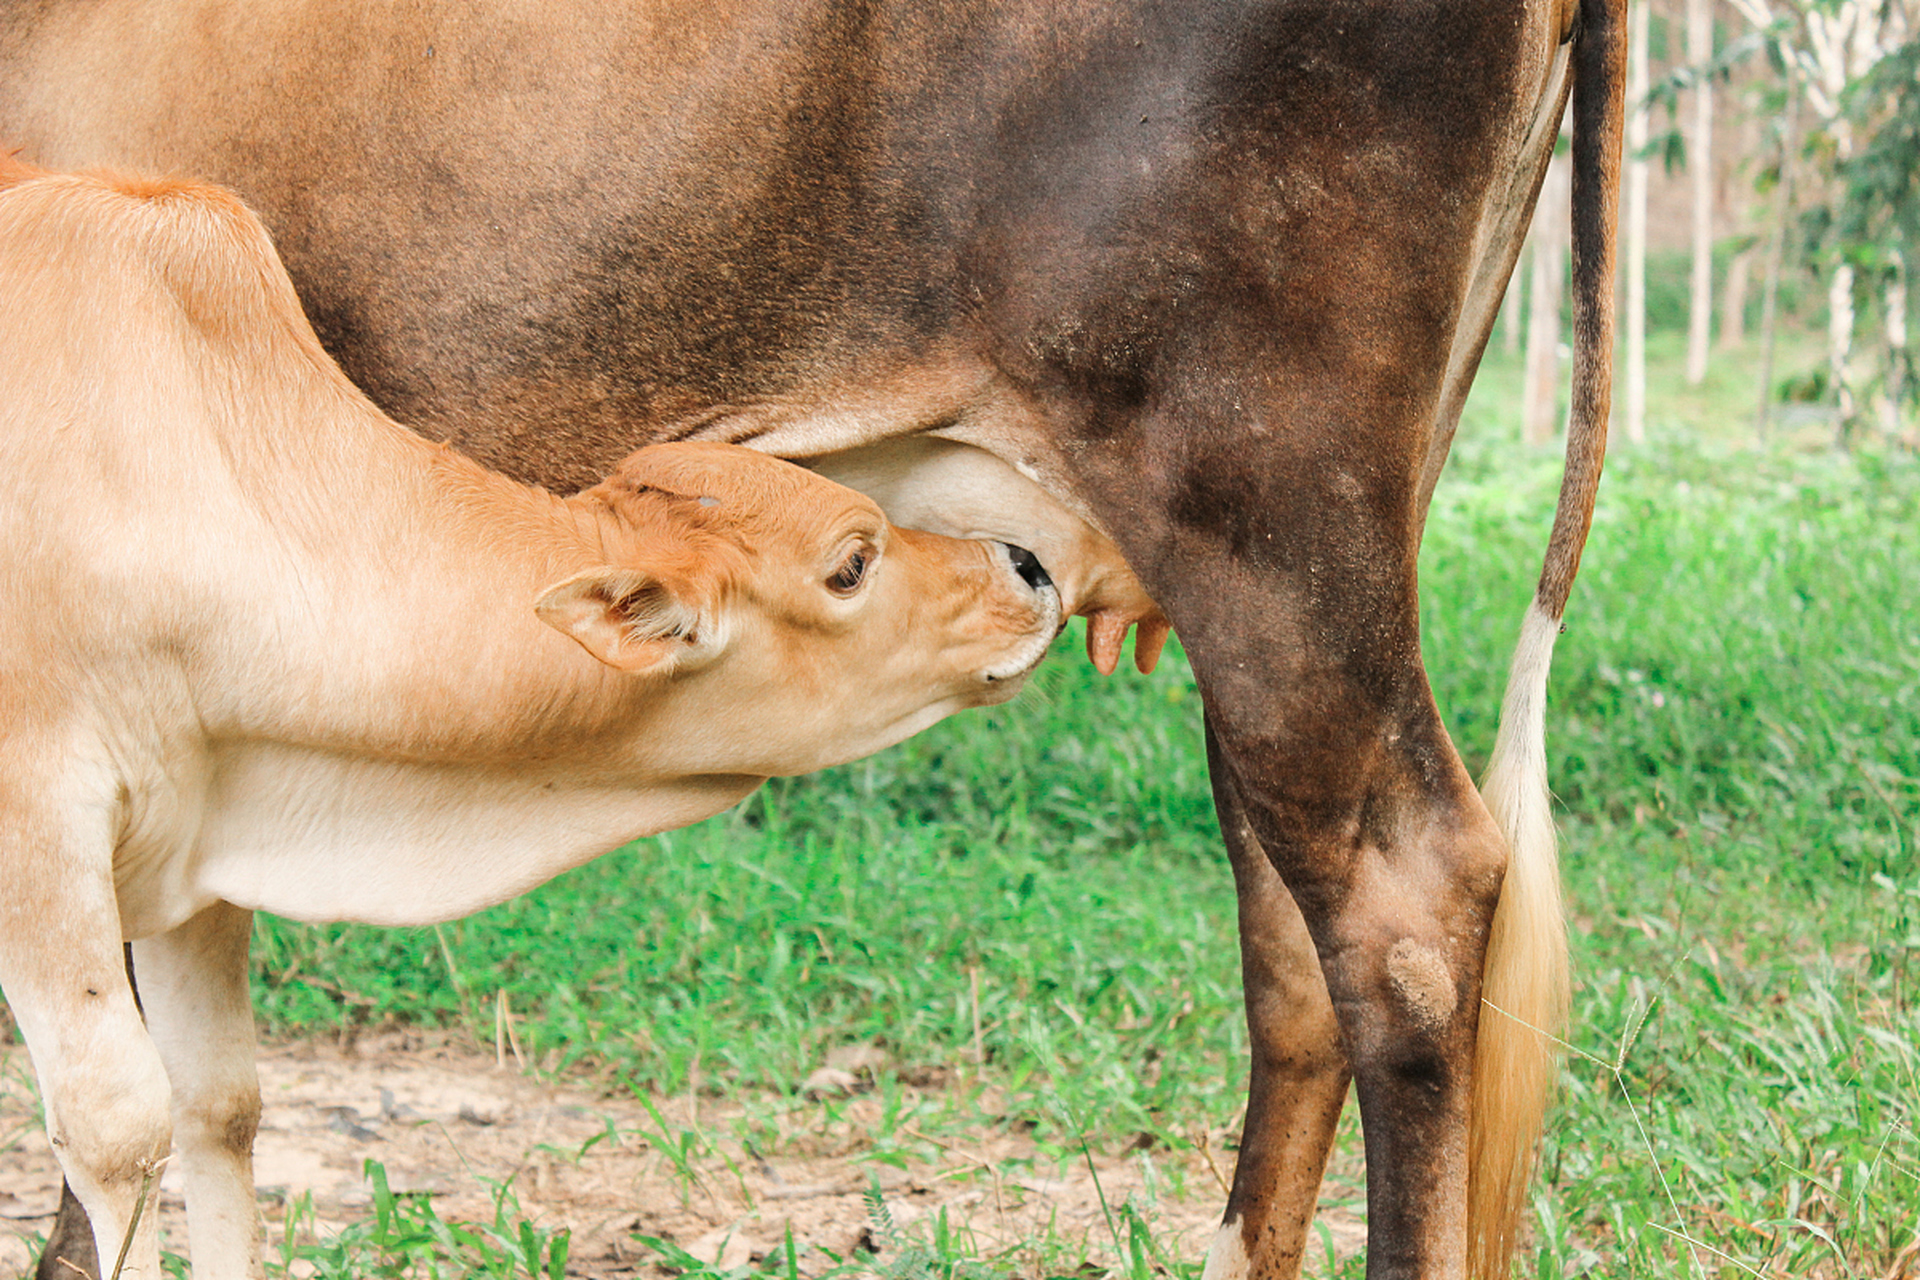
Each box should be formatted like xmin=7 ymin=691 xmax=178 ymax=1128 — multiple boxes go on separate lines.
xmin=1202 ymin=720 xmax=1352 ymax=1280
xmin=36 ymin=1181 xmax=99 ymax=1280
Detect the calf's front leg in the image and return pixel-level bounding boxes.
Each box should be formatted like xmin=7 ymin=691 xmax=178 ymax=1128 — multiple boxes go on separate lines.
xmin=0 ymin=793 xmax=171 ymax=1279
xmin=131 ymin=901 xmax=263 ymax=1280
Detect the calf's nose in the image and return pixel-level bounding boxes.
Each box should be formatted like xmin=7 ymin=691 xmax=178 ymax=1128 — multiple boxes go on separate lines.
xmin=1001 ymin=543 xmax=1054 ymax=594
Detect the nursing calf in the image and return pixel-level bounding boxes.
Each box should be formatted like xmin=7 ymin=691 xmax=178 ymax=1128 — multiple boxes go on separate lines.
xmin=0 ymin=162 xmax=1061 ymax=1279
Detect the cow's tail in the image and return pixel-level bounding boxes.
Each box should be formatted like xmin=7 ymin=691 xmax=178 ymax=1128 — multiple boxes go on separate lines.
xmin=1467 ymin=1 xmax=1625 ymax=1277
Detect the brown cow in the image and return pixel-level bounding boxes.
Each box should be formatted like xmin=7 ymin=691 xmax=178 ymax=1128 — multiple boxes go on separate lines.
xmin=0 ymin=3 xmax=1624 ymax=1277
xmin=0 ymin=159 xmax=1062 ymax=1279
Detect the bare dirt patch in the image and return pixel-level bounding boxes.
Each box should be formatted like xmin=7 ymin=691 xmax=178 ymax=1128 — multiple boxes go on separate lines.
xmin=1 ymin=1035 xmax=1363 ymax=1277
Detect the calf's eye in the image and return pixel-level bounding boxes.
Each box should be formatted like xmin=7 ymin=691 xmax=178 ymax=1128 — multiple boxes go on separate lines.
xmin=827 ymin=542 xmax=875 ymax=596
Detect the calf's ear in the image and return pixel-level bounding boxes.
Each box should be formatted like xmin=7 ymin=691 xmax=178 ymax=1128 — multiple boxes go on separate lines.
xmin=535 ymin=568 xmax=725 ymax=675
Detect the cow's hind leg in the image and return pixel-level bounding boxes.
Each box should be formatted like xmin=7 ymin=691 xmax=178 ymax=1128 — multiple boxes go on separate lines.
xmin=0 ymin=796 xmax=171 ymax=1279
xmin=1202 ymin=717 xmax=1352 ymax=1280
xmin=131 ymin=901 xmax=262 ymax=1280
xmin=1096 ymin=439 xmax=1512 ymax=1277
xmin=1204 ymin=677 xmax=1508 ymax=1280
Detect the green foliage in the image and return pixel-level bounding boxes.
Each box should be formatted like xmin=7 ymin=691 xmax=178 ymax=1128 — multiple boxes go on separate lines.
xmin=1641 ymin=21 xmax=1772 ymax=176
xmin=1433 ymin=363 xmax=1920 ymax=1278
xmin=1827 ymin=36 xmax=1920 ymax=267
xmin=266 ymin=1161 xmax=571 ymax=1278
xmin=1822 ymin=33 xmax=1920 ymax=422
xmin=1426 ymin=433 xmax=1920 ymax=868
xmin=1640 ymin=248 xmax=1695 ymax=335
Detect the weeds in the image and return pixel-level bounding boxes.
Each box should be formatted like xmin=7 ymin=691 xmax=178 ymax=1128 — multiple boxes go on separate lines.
xmin=268 ymin=1160 xmax=570 ymax=1279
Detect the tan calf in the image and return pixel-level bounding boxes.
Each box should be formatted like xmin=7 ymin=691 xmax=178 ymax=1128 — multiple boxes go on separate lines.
xmin=0 ymin=161 xmax=1061 ymax=1279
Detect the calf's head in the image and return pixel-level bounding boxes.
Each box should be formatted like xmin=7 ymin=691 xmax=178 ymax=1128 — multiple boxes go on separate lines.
xmin=537 ymin=442 xmax=1061 ymax=773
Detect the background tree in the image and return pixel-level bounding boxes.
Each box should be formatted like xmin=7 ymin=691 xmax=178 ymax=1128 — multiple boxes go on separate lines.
xmin=1626 ymin=0 xmax=1653 ymax=443
xmin=1687 ymin=0 xmax=1718 ymax=384
xmin=1522 ymin=148 xmax=1571 ymax=445
xmin=1500 ymin=0 xmax=1913 ymax=446
xmin=1781 ymin=0 xmax=1906 ymax=436
xmin=1820 ymin=28 xmax=1918 ymax=437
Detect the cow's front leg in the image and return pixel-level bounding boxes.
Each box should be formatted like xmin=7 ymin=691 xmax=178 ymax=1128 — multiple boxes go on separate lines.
xmin=131 ymin=901 xmax=263 ymax=1280
xmin=1203 ymin=717 xmax=1352 ymax=1280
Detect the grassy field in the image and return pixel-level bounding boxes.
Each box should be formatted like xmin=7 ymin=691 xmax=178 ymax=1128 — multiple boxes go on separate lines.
xmin=1436 ymin=333 xmax=1920 ymax=1279
xmin=6 ymin=327 xmax=1917 ymax=1278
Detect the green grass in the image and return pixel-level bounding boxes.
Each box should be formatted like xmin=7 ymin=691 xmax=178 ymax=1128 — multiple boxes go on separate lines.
xmin=1439 ymin=340 xmax=1920 ymax=1279
xmin=5 ymin=325 xmax=1917 ymax=1277
xmin=256 ymin=1162 xmax=571 ymax=1280
xmin=247 ymin=647 xmax=1239 ymax=1150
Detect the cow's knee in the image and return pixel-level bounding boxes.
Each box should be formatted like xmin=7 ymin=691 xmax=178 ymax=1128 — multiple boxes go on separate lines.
xmin=1384 ymin=936 xmax=1461 ymax=1040
xmin=47 ymin=1038 xmax=172 ymax=1192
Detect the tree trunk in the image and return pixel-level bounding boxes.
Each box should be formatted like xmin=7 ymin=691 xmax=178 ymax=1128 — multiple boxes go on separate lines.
xmin=1686 ymin=0 xmax=1716 ymax=385
xmin=1720 ymin=247 xmax=1752 ymax=349
xmin=1502 ymin=250 xmax=1525 ymax=356
xmin=1522 ymin=152 xmax=1570 ymax=446
xmin=1755 ymin=79 xmax=1799 ymax=442
xmin=1878 ymin=246 xmax=1908 ymax=441
xmin=1625 ymin=0 xmax=1651 ymax=443
xmin=1831 ymin=263 xmax=1857 ymax=443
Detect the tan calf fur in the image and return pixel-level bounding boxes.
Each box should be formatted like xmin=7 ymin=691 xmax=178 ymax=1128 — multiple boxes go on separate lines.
xmin=0 ymin=161 xmax=1061 ymax=1279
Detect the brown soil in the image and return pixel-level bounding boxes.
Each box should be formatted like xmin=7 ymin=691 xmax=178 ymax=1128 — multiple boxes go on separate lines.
xmin=0 ymin=1035 xmax=1365 ymax=1278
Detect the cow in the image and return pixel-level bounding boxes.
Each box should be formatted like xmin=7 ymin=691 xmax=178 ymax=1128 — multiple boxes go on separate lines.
xmin=0 ymin=2 xmax=1625 ymax=1277
xmin=0 ymin=158 xmax=1066 ymax=1280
